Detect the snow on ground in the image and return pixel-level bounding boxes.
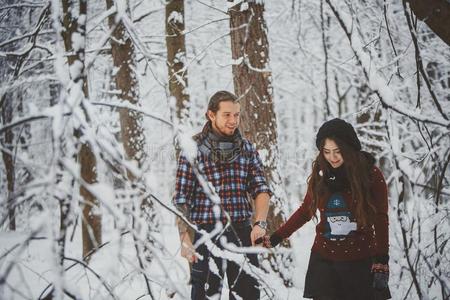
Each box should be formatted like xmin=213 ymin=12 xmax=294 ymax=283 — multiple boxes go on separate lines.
xmin=0 ymin=204 xmax=318 ymax=300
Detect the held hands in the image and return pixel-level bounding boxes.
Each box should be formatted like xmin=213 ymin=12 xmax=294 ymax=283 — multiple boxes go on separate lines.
xmin=254 ymin=233 xmax=283 ymax=248
xmin=372 ymin=255 xmax=389 ymax=290
xmin=250 ymin=224 xmax=267 ymax=246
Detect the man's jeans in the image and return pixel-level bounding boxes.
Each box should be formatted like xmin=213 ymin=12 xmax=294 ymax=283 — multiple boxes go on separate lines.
xmin=190 ymin=222 xmax=260 ymax=300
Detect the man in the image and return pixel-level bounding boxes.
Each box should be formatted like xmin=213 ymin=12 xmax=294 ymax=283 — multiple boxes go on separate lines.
xmin=173 ymin=90 xmax=272 ymax=300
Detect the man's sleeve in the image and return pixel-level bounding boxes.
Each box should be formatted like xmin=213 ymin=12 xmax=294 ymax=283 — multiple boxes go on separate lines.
xmin=173 ymin=154 xmax=197 ymax=206
xmin=247 ymin=144 xmax=273 ymax=199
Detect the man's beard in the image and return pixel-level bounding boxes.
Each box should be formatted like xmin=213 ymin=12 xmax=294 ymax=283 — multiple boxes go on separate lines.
xmin=213 ymin=120 xmax=237 ymax=137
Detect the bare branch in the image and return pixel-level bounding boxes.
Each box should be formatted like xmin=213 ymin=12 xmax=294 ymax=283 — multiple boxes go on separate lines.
xmin=325 ymin=0 xmax=450 ymax=128
xmin=402 ymin=0 xmax=448 ymax=121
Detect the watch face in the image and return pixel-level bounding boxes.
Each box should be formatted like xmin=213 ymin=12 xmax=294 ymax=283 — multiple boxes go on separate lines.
xmin=255 ymin=221 xmax=267 ymax=229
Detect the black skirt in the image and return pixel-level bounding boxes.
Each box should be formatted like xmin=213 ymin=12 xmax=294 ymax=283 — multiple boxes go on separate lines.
xmin=303 ymin=252 xmax=391 ymax=300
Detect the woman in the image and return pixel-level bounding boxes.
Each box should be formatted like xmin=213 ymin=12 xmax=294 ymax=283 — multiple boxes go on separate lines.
xmin=257 ymin=118 xmax=391 ymax=300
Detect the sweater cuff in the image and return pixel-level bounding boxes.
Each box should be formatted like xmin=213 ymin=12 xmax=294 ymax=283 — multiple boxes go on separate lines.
xmin=270 ymin=233 xmax=283 ymax=247
xmin=373 ymin=254 xmax=389 ymax=265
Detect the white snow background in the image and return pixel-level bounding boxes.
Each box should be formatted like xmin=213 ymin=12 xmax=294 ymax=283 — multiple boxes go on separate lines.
xmin=0 ymin=0 xmax=449 ymax=299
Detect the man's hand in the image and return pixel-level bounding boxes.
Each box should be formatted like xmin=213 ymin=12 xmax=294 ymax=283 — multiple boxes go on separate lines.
xmin=252 ymin=192 xmax=270 ymax=246
xmin=180 ymin=232 xmax=197 ymax=263
xmin=251 ymin=225 xmax=266 ymax=246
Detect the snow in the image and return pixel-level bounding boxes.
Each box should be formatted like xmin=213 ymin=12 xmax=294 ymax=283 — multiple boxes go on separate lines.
xmin=178 ymin=130 xmax=197 ymax=163
xmin=1 ymin=0 xmax=449 ymax=299
xmin=168 ymin=12 xmax=184 ymax=25
xmin=71 ymin=31 xmax=85 ymax=53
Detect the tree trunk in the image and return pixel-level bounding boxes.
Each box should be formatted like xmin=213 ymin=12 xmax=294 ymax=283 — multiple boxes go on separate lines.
xmin=61 ymin=0 xmax=100 ymax=260
xmin=166 ymin=0 xmax=190 ymax=122
xmin=0 ymin=2 xmax=50 ymax=230
xmin=229 ymin=2 xmax=293 ymax=285
xmin=106 ymin=0 xmax=146 ymax=175
xmin=1 ymin=93 xmax=16 ymax=230
xmin=229 ymin=1 xmax=284 ymax=233
xmin=407 ymin=0 xmax=450 ymax=46
xmin=165 ymin=0 xmax=194 ymax=278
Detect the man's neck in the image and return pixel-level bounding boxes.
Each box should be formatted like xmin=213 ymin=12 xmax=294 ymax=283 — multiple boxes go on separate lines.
xmin=210 ymin=124 xmax=232 ymax=139
xmin=211 ymin=127 xmax=225 ymax=138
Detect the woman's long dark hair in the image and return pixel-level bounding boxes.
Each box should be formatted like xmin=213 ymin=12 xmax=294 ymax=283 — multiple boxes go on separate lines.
xmin=307 ymin=137 xmax=377 ymax=227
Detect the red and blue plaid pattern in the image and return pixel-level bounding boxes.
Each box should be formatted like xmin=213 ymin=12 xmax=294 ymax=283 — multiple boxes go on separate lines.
xmin=173 ymin=140 xmax=272 ymax=224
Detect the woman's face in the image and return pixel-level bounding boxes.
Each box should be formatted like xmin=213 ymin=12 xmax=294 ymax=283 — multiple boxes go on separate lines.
xmin=323 ymin=138 xmax=344 ymax=168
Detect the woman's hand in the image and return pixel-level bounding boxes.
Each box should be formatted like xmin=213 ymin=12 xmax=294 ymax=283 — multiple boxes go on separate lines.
xmin=371 ymin=255 xmax=389 ymax=290
xmin=255 ymin=233 xmax=283 ymax=248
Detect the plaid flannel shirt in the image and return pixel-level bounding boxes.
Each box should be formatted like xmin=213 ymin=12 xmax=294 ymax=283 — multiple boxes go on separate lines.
xmin=173 ymin=139 xmax=272 ymax=224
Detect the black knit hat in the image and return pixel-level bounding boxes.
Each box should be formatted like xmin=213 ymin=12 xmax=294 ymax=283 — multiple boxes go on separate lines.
xmin=315 ymin=118 xmax=361 ymax=151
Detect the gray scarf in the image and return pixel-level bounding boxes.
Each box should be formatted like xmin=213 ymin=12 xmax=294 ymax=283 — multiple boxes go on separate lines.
xmin=196 ymin=122 xmax=243 ymax=163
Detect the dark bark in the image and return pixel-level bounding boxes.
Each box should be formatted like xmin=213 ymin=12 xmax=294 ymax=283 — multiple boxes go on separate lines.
xmin=229 ymin=1 xmax=283 ymax=233
xmin=0 ymin=2 xmax=50 ymax=230
xmin=229 ymin=2 xmax=283 ymax=229
xmin=1 ymin=93 xmax=16 ymax=230
xmin=407 ymin=0 xmax=450 ymax=47
xmin=61 ymin=0 xmax=100 ymax=260
xmin=166 ymin=0 xmax=193 ymax=277
xmin=105 ymin=3 xmax=154 ymax=297
xmin=229 ymin=3 xmax=293 ymax=286
xmin=166 ymin=0 xmax=190 ymax=121
xmin=320 ymin=0 xmax=330 ymax=117
xmin=106 ymin=0 xmax=145 ymax=174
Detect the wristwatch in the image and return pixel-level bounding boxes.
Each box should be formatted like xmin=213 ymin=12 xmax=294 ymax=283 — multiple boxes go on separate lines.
xmin=254 ymin=220 xmax=268 ymax=230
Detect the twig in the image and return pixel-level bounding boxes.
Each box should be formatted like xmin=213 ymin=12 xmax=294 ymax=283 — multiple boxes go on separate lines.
xmin=63 ymin=257 xmax=118 ymax=300
xmin=38 ymin=231 xmax=131 ymax=300
xmin=384 ymin=120 xmax=423 ymax=299
xmin=0 ymin=30 xmax=53 ymax=49
xmin=133 ymin=7 xmax=164 ymax=23
xmin=383 ymin=0 xmax=401 ymax=78
xmin=402 ymin=0 xmax=448 ymax=120
xmin=131 ymin=217 xmax=155 ymax=300
xmin=195 ymin=0 xmax=227 ymax=15
xmin=325 ymin=0 xmax=450 ymax=128
xmin=320 ymin=0 xmax=330 ymax=116
xmin=90 ymin=101 xmax=173 ymax=127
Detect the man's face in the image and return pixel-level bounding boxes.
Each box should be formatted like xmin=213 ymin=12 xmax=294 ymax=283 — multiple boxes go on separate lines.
xmin=208 ymin=101 xmax=240 ymax=136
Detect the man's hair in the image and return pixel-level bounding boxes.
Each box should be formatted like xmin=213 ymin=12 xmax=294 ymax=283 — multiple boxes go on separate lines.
xmin=206 ymin=90 xmax=239 ymax=120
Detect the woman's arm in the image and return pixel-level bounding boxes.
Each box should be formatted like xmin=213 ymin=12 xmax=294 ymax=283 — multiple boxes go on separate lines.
xmin=275 ymin=190 xmax=314 ymax=239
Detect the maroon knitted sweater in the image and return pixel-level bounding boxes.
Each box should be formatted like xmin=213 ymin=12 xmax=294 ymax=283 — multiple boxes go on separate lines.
xmin=276 ymin=166 xmax=389 ymax=261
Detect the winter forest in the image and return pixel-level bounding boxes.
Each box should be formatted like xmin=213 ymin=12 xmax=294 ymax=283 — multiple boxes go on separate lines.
xmin=0 ymin=0 xmax=449 ymax=299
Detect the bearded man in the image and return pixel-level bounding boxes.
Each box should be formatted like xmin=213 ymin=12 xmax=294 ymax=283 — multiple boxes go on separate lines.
xmin=173 ymin=90 xmax=272 ymax=300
